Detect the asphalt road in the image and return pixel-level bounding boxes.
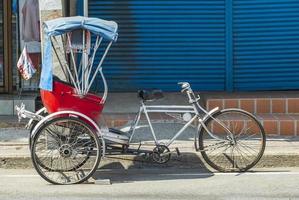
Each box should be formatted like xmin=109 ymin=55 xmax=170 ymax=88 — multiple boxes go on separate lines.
xmin=0 ymin=168 xmax=299 ymax=200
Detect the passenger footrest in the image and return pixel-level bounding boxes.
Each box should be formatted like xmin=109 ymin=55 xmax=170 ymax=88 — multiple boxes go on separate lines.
xmin=102 ymin=128 xmax=130 ymax=145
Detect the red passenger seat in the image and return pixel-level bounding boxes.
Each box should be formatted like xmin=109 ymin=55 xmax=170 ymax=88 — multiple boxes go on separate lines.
xmin=40 ymin=79 xmax=104 ymax=122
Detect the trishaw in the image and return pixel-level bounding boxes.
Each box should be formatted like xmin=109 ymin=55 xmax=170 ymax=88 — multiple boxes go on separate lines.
xmin=16 ymin=16 xmax=266 ymax=185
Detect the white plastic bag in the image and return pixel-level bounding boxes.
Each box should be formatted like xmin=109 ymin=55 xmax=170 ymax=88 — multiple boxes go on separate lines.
xmin=17 ymin=46 xmax=36 ymax=80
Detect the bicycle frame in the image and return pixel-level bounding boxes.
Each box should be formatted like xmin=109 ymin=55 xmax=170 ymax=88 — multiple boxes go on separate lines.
xmin=127 ymin=99 xmax=223 ymax=149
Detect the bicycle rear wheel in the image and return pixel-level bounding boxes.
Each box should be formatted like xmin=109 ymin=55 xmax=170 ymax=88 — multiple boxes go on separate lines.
xmin=31 ymin=116 xmax=101 ymax=184
xmin=199 ymin=109 xmax=266 ymax=172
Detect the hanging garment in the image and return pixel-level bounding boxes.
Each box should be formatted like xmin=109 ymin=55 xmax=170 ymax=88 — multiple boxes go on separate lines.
xmin=22 ymin=0 xmax=40 ymax=42
xmin=17 ymin=46 xmax=37 ymax=80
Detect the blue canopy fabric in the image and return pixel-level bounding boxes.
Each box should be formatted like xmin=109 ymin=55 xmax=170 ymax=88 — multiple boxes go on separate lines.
xmin=40 ymin=16 xmax=118 ymax=91
xmin=43 ymin=16 xmax=118 ymax=41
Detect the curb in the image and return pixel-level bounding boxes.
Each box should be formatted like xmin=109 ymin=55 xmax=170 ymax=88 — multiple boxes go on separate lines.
xmin=1 ymin=153 xmax=299 ymax=170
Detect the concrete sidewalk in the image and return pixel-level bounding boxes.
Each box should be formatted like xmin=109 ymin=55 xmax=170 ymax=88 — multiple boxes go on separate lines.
xmin=1 ymin=126 xmax=299 ymax=169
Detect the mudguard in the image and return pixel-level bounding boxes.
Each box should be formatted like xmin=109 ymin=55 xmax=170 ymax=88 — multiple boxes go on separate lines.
xmin=194 ymin=107 xmax=221 ymax=151
xmin=30 ymin=110 xmax=106 ymax=156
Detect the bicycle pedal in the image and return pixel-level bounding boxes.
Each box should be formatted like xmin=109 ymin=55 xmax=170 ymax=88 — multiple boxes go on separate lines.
xmin=175 ymin=147 xmax=181 ymax=156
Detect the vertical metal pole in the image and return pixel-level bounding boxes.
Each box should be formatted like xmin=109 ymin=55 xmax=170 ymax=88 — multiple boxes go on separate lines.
xmin=225 ymin=0 xmax=233 ymax=92
xmin=3 ymin=0 xmax=12 ymax=93
xmin=99 ymin=68 xmax=108 ymax=103
xmin=82 ymin=29 xmax=87 ymax=93
xmin=142 ymin=104 xmax=159 ymax=145
xmin=85 ymin=36 xmax=102 ymax=88
xmin=85 ymin=42 xmax=112 ymax=93
xmin=84 ymin=0 xmax=88 ymax=17
xmin=129 ymin=106 xmax=143 ymax=143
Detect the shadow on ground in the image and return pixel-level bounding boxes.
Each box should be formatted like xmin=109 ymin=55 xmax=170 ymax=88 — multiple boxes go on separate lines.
xmin=92 ymin=152 xmax=214 ymax=184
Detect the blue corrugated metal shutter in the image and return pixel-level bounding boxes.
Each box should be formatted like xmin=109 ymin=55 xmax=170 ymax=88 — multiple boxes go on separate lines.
xmin=88 ymin=0 xmax=226 ymax=91
xmin=233 ymin=0 xmax=299 ymax=91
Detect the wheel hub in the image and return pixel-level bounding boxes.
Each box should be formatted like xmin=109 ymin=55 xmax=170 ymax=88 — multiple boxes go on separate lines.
xmin=59 ymin=144 xmax=73 ymax=158
xmin=226 ymin=135 xmax=237 ymax=145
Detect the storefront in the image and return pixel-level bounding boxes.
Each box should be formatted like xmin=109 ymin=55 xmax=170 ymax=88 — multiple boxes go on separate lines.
xmin=2 ymin=0 xmax=299 ymax=94
xmin=86 ymin=0 xmax=299 ymax=92
xmin=0 ymin=0 xmax=71 ymax=95
xmin=0 ymin=0 xmax=39 ymax=94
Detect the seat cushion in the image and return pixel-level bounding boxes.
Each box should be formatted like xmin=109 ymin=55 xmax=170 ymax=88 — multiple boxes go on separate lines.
xmin=138 ymin=89 xmax=164 ymax=101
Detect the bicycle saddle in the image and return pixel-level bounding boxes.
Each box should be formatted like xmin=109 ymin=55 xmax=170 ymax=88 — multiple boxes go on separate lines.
xmin=138 ymin=89 xmax=164 ymax=101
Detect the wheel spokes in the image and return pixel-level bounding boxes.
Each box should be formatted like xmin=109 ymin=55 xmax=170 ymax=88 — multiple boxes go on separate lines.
xmin=201 ymin=110 xmax=265 ymax=172
xmin=32 ymin=118 xmax=101 ymax=184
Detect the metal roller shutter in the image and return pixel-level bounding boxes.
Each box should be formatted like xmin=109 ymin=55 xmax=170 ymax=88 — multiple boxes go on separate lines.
xmin=233 ymin=0 xmax=299 ymax=91
xmin=88 ymin=0 xmax=226 ymax=91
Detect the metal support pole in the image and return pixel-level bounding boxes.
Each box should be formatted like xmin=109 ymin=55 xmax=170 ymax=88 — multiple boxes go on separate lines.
xmin=225 ymin=0 xmax=233 ymax=92
xmin=84 ymin=0 xmax=88 ymax=17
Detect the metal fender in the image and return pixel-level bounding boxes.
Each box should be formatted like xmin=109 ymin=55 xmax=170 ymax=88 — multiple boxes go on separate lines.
xmin=26 ymin=107 xmax=47 ymax=130
xmin=31 ymin=110 xmax=106 ymax=156
xmin=201 ymin=107 xmax=221 ymax=122
xmin=194 ymin=107 xmax=221 ymax=151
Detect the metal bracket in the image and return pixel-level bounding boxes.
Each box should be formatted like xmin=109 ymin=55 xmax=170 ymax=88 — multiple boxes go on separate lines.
xmin=15 ymin=103 xmax=43 ymax=123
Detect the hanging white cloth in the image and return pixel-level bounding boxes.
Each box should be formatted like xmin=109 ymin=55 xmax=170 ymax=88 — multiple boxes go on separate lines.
xmin=22 ymin=0 xmax=40 ymax=42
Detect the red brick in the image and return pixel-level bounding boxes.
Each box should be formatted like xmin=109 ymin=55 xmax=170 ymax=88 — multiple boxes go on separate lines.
xmin=280 ymin=120 xmax=295 ymax=136
xmin=207 ymin=99 xmax=223 ymax=111
xmin=139 ymin=114 xmax=148 ymax=121
xmin=246 ymin=120 xmax=262 ymax=134
xmin=104 ymin=114 xmax=129 ymax=127
xmin=288 ymin=99 xmax=299 ymax=113
xmin=224 ymin=99 xmax=239 ymax=109
xmin=272 ymin=99 xmax=286 ymax=113
xmin=160 ymin=113 xmax=173 ymax=120
xmin=212 ymin=120 xmax=228 ymax=135
xmin=128 ymin=114 xmax=136 ymax=121
xmin=148 ymin=113 xmax=162 ymax=120
xmin=106 ymin=120 xmax=113 ymax=127
xmin=113 ymin=119 xmax=129 ymax=127
xmin=206 ymin=122 xmax=212 ymax=133
xmin=211 ymin=120 xmax=245 ymax=136
xmin=231 ymin=120 xmax=245 ymax=134
xmin=105 ymin=114 xmax=129 ymax=121
xmin=256 ymin=99 xmax=270 ymax=114
xmin=240 ymin=99 xmax=255 ymax=113
xmin=263 ymin=120 xmax=278 ymax=135
xmin=139 ymin=113 xmax=163 ymax=121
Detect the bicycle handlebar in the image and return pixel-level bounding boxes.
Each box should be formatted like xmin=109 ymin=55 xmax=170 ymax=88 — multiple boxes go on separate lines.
xmin=177 ymin=82 xmax=191 ymax=93
xmin=177 ymin=82 xmax=200 ymax=104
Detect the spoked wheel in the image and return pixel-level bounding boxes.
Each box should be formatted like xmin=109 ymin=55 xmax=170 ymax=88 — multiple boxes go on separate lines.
xmin=199 ymin=109 xmax=266 ymax=172
xmin=152 ymin=145 xmax=171 ymax=164
xmin=29 ymin=109 xmax=48 ymax=149
xmin=29 ymin=120 xmax=38 ymax=148
xmin=31 ymin=116 xmax=101 ymax=184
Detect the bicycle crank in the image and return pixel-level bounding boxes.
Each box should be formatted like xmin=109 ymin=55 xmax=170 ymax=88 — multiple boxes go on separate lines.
xmin=152 ymin=145 xmax=171 ymax=164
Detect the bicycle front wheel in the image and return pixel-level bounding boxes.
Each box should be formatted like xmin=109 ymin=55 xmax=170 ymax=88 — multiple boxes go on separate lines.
xmin=199 ymin=109 xmax=266 ymax=172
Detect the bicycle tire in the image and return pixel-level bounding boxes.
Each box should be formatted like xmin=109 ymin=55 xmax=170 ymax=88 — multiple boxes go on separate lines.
xmin=199 ymin=109 xmax=266 ymax=172
xmin=31 ymin=116 xmax=101 ymax=184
